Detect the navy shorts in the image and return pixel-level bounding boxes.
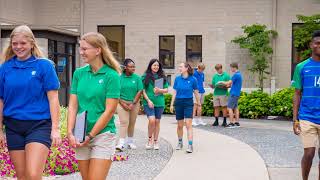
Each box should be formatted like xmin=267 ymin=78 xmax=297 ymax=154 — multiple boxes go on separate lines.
xmin=4 ymin=117 xmax=52 ymax=151
xmin=174 ymin=98 xmax=194 ymax=120
xmin=227 ymin=95 xmax=240 ymax=109
xmin=143 ymin=105 xmax=164 ymax=120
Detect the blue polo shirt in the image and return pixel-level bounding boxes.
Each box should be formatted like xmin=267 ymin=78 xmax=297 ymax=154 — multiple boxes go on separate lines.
xmin=291 ymin=58 xmax=320 ymax=124
xmin=193 ymin=69 xmax=205 ymax=93
xmin=0 ymin=55 xmax=60 ymax=120
xmin=230 ymin=71 xmax=242 ymax=97
xmin=173 ymin=75 xmax=198 ymax=99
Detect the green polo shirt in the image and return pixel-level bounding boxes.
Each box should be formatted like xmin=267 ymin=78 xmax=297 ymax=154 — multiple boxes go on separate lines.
xmin=120 ymin=73 xmax=143 ymax=101
xmin=211 ymin=72 xmax=230 ymax=96
xmin=141 ymin=73 xmax=169 ymax=107
xmin=70 ymin=64 xmax=120 ymax=134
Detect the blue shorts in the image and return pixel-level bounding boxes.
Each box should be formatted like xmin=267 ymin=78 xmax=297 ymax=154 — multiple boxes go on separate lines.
xmin=227 ymin=95 xmax=240 ymax=109
xmin=174 ymin=98 xmax=194 ymax=120
xmin=143 ymin=105 xmax=164 ymax=120
xmin=4 ymin=117 xmax=52 ymax=151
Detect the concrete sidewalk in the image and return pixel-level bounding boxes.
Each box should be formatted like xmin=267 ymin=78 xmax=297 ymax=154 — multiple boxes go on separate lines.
xmin=135 ymin=115 xmax=269 ymax=180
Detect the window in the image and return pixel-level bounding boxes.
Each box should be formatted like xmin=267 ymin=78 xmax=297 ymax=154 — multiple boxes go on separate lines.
xmin=166 ymin=75 xmax=172 ymax=86
xmin=98 ymin=26 xmax=125 ymax=63
xmin=186 ymin=35 xmax=202 ymax=66
xmin=159 ymin=36 xmax=175 ymax=68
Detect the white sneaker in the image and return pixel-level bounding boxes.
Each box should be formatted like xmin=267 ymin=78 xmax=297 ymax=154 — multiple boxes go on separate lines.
xmin=192 ymin=119 xmax=199 ymax=126
xmin=145 ymin=141 xmax=153 ymax=150
xmin=127 ymin=143 xmax=137 ymax=149
xmin=198 ymin=119 xmax=206 ymax=125
xmin=116 ymin=143 xmax=125 ymax=151
xmin=154 ymin=142 xmax=160 ymax=150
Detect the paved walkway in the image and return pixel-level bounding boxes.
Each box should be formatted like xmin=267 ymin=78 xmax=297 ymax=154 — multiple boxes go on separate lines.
xmin=135 ymin=115 xmax=269 ymax=180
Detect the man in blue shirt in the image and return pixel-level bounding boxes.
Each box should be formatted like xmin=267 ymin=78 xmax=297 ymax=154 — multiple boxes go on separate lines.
xmin=292 ymin=30 xmax=320 ymax=180
xmin=192 ymin=63 xmax=206 ymax=126
xmin=223 ymin=62 xmax=242 ymax=128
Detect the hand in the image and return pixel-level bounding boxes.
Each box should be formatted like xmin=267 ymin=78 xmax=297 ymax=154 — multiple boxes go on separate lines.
xmin=170 ymin=105 xmax=174 ymax=113
xmin=68 ymin=134 xmax=78 ymax=148
xmin=0 ymin=130 xmax=6 ymax=148
xmin=128 ymin=103 xmax=134 ymax=111
xmin=154 ymin=87 xmax=160 ymax=94
xmin=293 ymin=121 xmax=301 ymax=135
xmin=148 ymin=100 xmax=154 ymax=109
xmin=120 ymin=102 xmax=130 ymax=111
xmin=51 ymin=128 xmax=62 ymax=147
xmin=79 ymin=136 xmax=91 ymax=147
xmin=197 ymin=103 xmax=201 ymax=107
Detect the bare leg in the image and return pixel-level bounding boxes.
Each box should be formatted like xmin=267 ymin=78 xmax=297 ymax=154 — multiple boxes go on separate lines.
xmin=88 ymin=159 xmax=112 ymax=180
xmin=9 ymin=150 xmax=26 ymax=180
xmin=25 ymin=143 xmax=49 ymax=180
xmin=301 ymin=147 xmax=315 ymax=180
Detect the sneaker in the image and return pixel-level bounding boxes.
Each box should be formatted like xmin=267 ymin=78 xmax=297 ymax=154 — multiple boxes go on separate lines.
xmin=212 ymin=120 xmax=219 ymax=126
xmin=198 ymin=119 xmax=206 ymax=125
xmin=145 ymin=141 xmax=153 ymax=150
xmin=127 ymin=143 xmax=137 ymax=149
xmin=186 ymin=145 xmax=193 ymax=153
xmin=154 ymin=141 xmax=160 ymax=150
xmin=116 ymin=144 xmax=125 ymax=151
xmin=222 ymin=120 xmax=227 ymax=127
xmin=176 ymin=143 xmax=183 ymax=150
xmin=226 ymin=123 xmax=235 ymax=128
xmin=234 ymin=122 xmax=241 ymax=128
xmin=192 ymin=120 xmax=199 ymax=126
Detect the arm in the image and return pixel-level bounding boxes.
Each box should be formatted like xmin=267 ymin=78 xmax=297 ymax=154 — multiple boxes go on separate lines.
xmin=128 ymin=90 xmax=143 ymax=110
xmin=170 ymin=89 xmax=176 ymax=113
xmin=143 ymin=89 xmax=154 ymax=108
xmin=88 ymin=98 xmax=119 ymax=137
xmin=47 ymin=90 xmax=61 ymax=147
xmin=193 ymin=90 xmax=201 ymax=105
xmin=293 ymin=89 xmax=301 ymax=135
xmin=67 ymin=94 xmax=78 ymax=147
xmin=224 ymin=80 xmax=232 ymax=87
xmin=0 ymin=99 xmax=5 ymax=147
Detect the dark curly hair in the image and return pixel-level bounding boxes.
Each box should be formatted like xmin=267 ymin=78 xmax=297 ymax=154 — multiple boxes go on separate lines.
xmin=143 ymin=58 xmax=167 ymax=87
xmin=122 ymin=58 xmax=135 ymax=73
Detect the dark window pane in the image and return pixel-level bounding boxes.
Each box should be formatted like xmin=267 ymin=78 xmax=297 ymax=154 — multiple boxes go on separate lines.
xmin=98 ymin=26 xmax=125 ymax=63
xmin=186 ymin=35 xmax=202 ymax=66
xmin=159 ymin=36 xmax=175 ymax=68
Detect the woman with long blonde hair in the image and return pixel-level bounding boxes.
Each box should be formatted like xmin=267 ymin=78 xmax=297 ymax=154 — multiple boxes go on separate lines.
xmin=67 ymin=32 xmax=121 ymax=180
xmin=0 ymin=25 xmax=61 ymax=180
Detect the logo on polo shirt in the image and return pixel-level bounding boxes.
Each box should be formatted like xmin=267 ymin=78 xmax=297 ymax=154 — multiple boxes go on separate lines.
xmin=99 ymin=79 xmax=104 ymax=84
xmin=188 ymin=81 xmax=190 ymax=83
xmin=132 ymin=81 xmax=136 ymax=83
xmin=31 ymin=71 xmax=37 ymax=76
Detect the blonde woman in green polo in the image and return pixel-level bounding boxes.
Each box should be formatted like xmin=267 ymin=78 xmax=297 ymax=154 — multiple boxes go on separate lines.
xmin=67 ymin=32 xmax=121 ymax=180
xmin=116 ymin=58 xmax=143 ymax=151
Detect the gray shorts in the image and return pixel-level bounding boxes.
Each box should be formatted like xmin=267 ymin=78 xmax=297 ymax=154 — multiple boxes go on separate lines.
xmin=213 ymin=95 xmax=228 ymax=107
xmin=75 ymin=132 xmax=116 ymax=160
xmin=227 ymin=95 xmax=240 ymax=109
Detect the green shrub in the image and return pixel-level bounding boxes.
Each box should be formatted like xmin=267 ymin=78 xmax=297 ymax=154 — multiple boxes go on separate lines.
xmin=238 ymin=90 xmax=271 ymax=119
xmin=202 ymin=94 xmax=214 ymax=116
xmin=270 ymin=87 xmax=294 ymax=117
xmin=164 ymin=94 xmax=173 ymax=114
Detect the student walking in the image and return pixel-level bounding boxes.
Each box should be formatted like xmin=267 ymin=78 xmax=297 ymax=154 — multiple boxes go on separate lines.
xmin=0 ymin=25 xmax=61 ymax=180
xmin=142 ymin=59 xmax=169 ymax=150
xmin=223 ymin=63 xmax=243 ymax=128
xmin=67 ymin=32 xmax=121 ymax=180
xmin=192 ymin=63 xmax=206 ymax=126
xmin=170 ymin=62 xmax=201 ymax=153
xmin=116 ymin=58 xmax=143 ymax=151
xmin=292 ymin=30 xmax=320 ymax=180
xmin=211 ymin=64 xmax=230 ymax=127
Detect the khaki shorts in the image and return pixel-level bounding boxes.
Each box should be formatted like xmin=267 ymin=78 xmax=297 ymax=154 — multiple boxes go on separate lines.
xmin=213 ymin=95 xmax=228 ymax=107
xmin=75 ymin=132 xmax=116 ymax=160
xmin=193 ymin=93 xmax=205 ymax=104
xmin=300 ymin=120 xmax=320 ymax=148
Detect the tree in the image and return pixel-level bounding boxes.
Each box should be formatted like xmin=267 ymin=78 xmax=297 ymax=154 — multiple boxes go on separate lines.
xmin=293 ymin=14 xmax=320 ymax=61
xmin=232 ymin=24 xmax=277 ymax=91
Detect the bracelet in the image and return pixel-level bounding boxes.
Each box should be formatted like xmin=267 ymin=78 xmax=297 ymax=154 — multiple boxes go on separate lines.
xmin=88 ymin=133 xmax=95 ymax=140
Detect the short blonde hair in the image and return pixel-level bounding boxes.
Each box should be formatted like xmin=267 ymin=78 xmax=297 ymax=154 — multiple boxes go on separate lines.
xmin=4 ymin=25 xmax=44 ymax=61
xmin=198 ymin=63 xmax=206 ymax=70
xmin=81 ymin=32 xmax=121 ymax=74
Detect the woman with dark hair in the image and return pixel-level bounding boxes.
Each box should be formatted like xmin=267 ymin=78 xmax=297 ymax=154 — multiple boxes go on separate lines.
xmin=116 ymin=58 xmax=143 ymax=151
xmin=142 ymin=59 xmax=169 ymax=150
xmin=170 ymin=62 xmax=200 ymax=153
